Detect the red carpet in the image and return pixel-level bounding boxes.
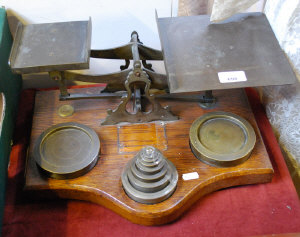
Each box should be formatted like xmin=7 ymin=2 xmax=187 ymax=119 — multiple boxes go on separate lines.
xmin=2 ymin=88 xmax=300 ymax=237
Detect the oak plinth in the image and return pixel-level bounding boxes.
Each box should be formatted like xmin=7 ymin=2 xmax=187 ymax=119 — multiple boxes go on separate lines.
xmin=24 ymin=87 xmax=273 ymax=225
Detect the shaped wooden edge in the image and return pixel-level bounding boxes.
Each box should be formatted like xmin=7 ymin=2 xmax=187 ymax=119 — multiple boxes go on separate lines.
xmin=24 ymin=167 xmax=273 ymax=226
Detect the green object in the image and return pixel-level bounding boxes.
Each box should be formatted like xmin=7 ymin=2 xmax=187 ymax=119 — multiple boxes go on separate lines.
xmin=0 ymin=8 xmax=22 ymax=235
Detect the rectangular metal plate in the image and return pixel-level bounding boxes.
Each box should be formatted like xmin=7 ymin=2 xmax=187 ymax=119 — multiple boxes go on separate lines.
xmin=117 ymin=123 xmax=167 ymax=154
xmin=9 ymin=20 xmax=91 ymax=74
xmin=157 ymin=13 xmax=297 ymax=93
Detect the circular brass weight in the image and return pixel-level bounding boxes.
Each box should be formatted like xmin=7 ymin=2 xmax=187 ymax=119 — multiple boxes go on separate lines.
xmin=189 ymin=111 xmax=256 ymax=167
xmin=33 ymin=122 xmax=100 ymax=179
xmin=58 ymin=104 xmax=74 ymax=117
xmin=121 ymin=146 xmax=178 ymax=204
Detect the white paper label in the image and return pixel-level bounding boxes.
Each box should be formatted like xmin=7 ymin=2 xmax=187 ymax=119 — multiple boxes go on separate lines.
xmin=182 ymin=172 xmax=199 ymax=181
xmin=218 ymin=71 xmax=247 ymax=83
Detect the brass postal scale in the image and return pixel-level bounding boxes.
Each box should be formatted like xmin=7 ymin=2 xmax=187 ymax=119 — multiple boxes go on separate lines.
xmin=9 ymin=12 xmax=296 ymax=225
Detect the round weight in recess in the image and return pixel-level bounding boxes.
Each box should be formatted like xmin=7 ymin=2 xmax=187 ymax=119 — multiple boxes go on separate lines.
xmin=189 ymin=111 xmax=256 ymax=167
xmin=33 ymin=122 xmax=100 ymax=179
xmin=58 ymin=104 xmax=74 ymax=117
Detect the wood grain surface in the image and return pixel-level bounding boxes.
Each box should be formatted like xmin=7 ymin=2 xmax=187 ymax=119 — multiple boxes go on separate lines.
xmin=24 ymin=87 xmax=273 ymax=225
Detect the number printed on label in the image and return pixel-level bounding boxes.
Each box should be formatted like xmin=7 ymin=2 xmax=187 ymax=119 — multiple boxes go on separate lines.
xmin=218 ymin=71 xmax=247 ymax=83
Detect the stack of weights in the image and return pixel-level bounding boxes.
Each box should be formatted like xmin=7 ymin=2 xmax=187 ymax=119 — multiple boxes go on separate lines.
xmin=121 ymin=146 xmax=178 ymax=204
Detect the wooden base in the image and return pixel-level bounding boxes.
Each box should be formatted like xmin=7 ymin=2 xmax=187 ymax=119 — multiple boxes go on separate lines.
xmin=25 ymin=87 xmax=273 ymax=225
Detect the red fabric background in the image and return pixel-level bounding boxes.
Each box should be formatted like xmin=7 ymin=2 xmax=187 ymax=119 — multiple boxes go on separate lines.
xmin=2 ymin=88 xmax=300 ymax=237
